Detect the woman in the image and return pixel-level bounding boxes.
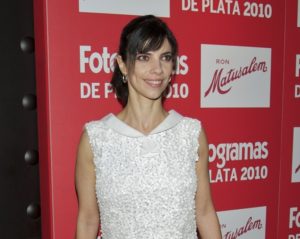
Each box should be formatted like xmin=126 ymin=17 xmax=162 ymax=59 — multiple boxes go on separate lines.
xmin=75 ymin=15 xmax=222 ymax=239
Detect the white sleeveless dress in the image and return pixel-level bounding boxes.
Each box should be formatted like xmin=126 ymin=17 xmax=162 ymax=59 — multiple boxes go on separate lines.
xmin=85 ymin=110 xmax=201 ymax=239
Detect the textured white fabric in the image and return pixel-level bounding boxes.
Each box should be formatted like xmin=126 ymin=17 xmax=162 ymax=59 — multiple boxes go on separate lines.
xmin=85 ymin=110 xmax=201 ymax=239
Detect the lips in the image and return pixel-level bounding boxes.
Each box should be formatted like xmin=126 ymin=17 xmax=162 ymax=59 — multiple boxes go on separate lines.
xmin=144 ymin=79 xmax=164 ymax=88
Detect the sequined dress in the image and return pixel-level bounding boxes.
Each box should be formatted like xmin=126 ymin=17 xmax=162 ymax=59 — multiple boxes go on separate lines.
xmin=85 ymin=110 xmax=201 ymax=239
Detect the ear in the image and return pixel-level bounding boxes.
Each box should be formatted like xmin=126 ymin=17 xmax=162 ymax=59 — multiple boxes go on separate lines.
xmin=116 ymin=55 xmax=128 ymax=75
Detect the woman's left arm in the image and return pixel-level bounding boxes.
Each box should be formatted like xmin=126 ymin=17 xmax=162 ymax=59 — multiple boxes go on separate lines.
xmin=195 ymin=127 xmax=222 ymax=239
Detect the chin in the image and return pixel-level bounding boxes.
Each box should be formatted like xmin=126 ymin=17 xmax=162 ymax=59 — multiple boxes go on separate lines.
xmin=146 ymin=93 xmax=165 ymax=101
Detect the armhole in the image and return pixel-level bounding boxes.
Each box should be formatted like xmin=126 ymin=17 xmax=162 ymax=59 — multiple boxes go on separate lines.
xmin=194 ymin=120 xmax=202 ymax=162
xmin=84 ymin=122 xmax=96 ymax=167
xmin=84 ymin=121 xmax=105 ymax=170
xmin=83 ymin=122 xmax=102 ymax=215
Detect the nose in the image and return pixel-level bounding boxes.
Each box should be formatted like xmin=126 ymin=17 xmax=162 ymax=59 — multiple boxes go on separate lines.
xmin=150 ymin=58 xmax=163 ymax=74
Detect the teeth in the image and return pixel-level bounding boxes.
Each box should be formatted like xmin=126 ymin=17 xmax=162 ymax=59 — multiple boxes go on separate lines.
xmin=146 ymin=80 xmax=161 ymax=85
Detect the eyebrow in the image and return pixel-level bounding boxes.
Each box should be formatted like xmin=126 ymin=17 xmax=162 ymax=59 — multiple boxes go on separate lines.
xmin=137 ymin=51 xmax=173 ymax=55
xmin=161 ymin=51 xmax=172 ymax=55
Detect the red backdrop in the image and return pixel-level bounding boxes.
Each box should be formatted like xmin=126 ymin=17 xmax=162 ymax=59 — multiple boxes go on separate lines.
xmin=33 ymin=0 xmax=300 ymax=238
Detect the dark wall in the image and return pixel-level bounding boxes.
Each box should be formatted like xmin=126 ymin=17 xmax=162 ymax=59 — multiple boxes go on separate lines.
xmin=0 ymin=0 xmax=41 ymax=238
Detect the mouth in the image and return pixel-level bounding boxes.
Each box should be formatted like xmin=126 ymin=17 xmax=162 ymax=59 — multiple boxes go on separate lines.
xmin=144 ymin=79 xmax=164 ymax=88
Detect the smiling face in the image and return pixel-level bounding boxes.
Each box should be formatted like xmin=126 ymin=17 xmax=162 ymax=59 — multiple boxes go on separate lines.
xmin=117 ymin=38 xmax=174 ymax=102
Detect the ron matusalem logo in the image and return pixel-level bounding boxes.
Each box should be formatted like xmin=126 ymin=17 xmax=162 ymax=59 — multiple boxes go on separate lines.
xmin=201 ymin=44 xmax=271 ymax=108
xmin=79 ymin=0 xmax=170 ymax=17
xmin=292 ymin=127 xmax=300 ymax=183
xmin=217 ymin=206 xmax=266 ymax=239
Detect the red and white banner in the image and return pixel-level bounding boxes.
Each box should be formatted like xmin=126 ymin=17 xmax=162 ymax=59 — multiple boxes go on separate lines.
xmin=201 ymin=44 xmax=271 ymax=108
xmin=217 ymin=206 xmax=267 ymax=238
xmin=298 ymin=0 xmax=300 ymax=28
xmin=79 ymin=0 xmax=170 ymax=17
xmin=277 ymin=1 xmax=300 ymax=238
xmin=292 ymin=128 xmax=300 ymax=183
xmin=33 ymin=0 xmax=299 ymax=238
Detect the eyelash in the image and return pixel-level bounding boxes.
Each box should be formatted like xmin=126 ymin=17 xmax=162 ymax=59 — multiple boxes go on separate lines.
xmin=162 ymin=54 xmax=172 ymax=61
xmin=136 ymin=54 xmax=149 ymax=61
xmin=136 ymin=54 xmax=173 ymax=62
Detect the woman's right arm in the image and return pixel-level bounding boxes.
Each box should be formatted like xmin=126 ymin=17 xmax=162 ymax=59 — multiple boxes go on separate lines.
xmin=75 ymin=130 xmax=100 ymax=239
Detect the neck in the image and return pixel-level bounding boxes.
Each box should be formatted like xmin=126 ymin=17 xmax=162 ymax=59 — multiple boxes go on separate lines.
xmin=117 ymin=97 xmax=168 ymax=134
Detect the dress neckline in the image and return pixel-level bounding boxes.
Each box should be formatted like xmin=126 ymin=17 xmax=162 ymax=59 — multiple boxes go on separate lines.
xmin=102 ymin=110 xmax=183 ymax=137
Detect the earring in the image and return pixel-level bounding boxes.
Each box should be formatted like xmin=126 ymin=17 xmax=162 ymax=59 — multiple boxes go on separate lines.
xmin=122 ymin=75 xmax=128 ymax=84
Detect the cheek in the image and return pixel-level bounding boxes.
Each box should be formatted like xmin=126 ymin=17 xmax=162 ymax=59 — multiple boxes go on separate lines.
xmin=163 ymin=62 xmax=174 ymax=72
xmin=127 ymin=72 xmax=143 ymax=85
xmin=130 ymin=67 xmax=147 ymax=79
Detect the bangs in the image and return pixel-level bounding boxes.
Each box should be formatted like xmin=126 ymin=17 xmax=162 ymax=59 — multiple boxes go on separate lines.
xmin=127 ymin=23 xmax=168 ymax=57
xmin=136 ymin=30 xmax=166 ymax=54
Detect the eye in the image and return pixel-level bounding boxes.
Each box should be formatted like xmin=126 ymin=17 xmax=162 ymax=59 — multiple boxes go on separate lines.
xmin=161 ymin=54 xmax=173 ymax=62
xmin=136 ymin=54 xmax=149 ymax=61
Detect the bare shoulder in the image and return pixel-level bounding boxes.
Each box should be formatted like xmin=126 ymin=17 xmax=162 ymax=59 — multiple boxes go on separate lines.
xmin=77 ymin=130 xmax=93 ymax=157
xmin=75 ymin=129 xmax=100 ymax=237
xmin=76 ymin=129 xmax=94 ymax=174
xmin=196 ymin=126 xmax=209 ymax=163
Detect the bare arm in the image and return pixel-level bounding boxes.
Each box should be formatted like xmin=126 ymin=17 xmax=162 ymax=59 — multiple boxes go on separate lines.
xmin=195 ymin=128 xmax=222 ymax=239
xmin=75 ymin=130 xmax=100 ymax=239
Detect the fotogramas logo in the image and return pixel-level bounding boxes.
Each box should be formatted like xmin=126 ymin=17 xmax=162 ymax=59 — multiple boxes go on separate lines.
xmin=217 ymin=206 xmax=266 ymax=239
xmin=79 ymin=0 xmax=170 ymax=17
xmin=292 ymin=127 xmax=300 ymax=183
xmin=201 ymin=44 xmax=271 ymax=108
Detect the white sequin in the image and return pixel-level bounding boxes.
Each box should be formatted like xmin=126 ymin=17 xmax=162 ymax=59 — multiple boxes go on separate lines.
xmin=85 ymin=110 xmax=201 ymax=239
